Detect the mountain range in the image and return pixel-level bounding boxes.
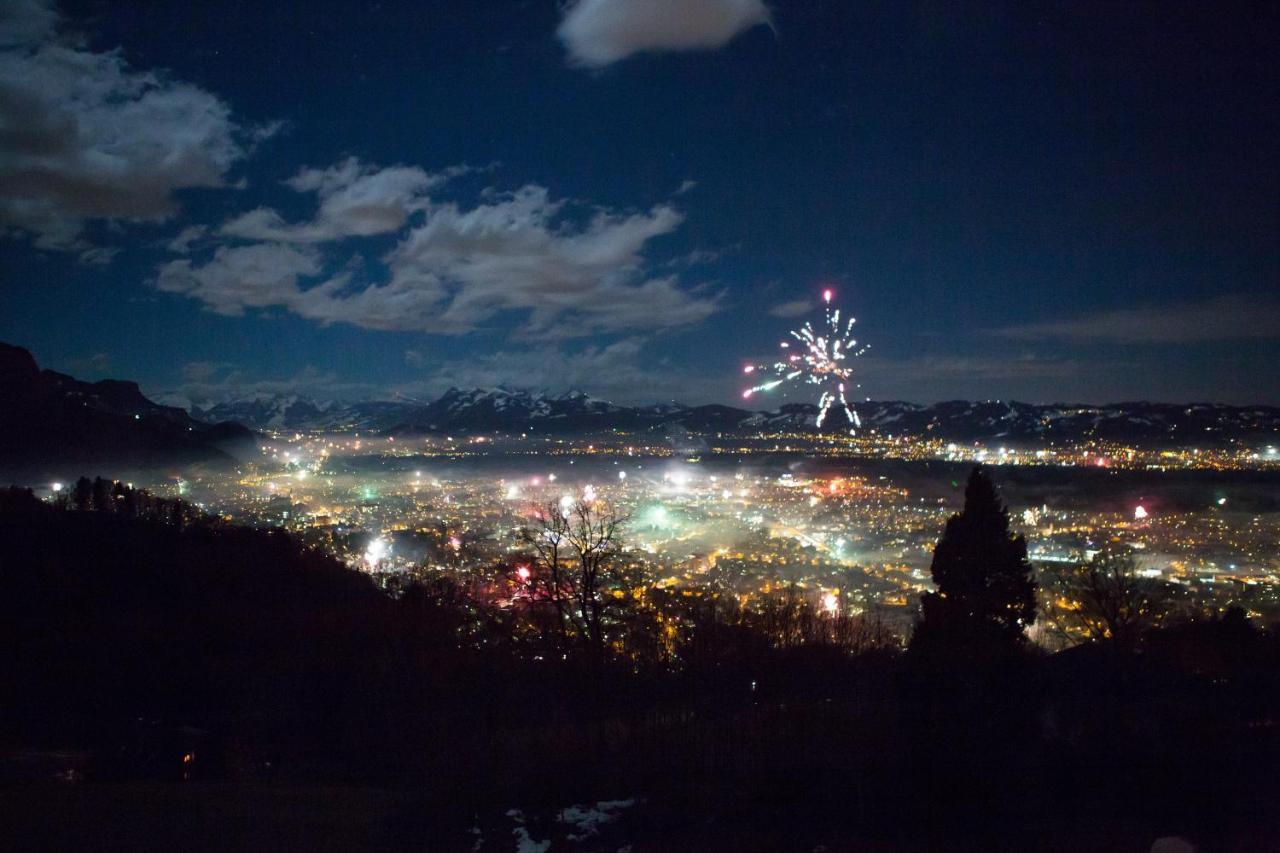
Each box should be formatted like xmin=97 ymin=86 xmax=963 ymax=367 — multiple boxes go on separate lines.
xmin=0 ymin=343 xmax=254 ymax=476
xmin=4 ymin=340 xmax=1276 ymax=462
xmin=189 ymin=386 xmax=1280 ymax=446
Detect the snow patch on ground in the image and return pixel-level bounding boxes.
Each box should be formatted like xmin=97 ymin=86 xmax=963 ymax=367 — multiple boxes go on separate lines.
xmin=559 ymin=798 xmax=637 ymax=841
xmin=505 ymin=809 xmax=551 ymax=853
xmin=472 ymin=799 xmax=640 ymax=851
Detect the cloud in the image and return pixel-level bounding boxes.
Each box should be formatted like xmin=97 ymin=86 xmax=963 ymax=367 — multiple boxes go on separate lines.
xmin=77 ymin=245 xmax=119 ymax=265
xmin=859 ymin=354 xmax=1083 ymax=385
xmin=557 ymin=0 xmax=771 ymax=68
xmin=64 ymin=351 xmax=112 ymax=374
xmin=768 ymin=298 xmax=813 ymax=318
xmin=166 ymin=224 xmax=209 ymax=254
xmin=383 ymin=185 xmax=719 ymax=336
xmin=180 ymin=360 xmax=233 ymax=383
xmin=155 ymin=243 xmax=324 ymax=316
xmin=160 ymin=178 xmax=722 ymax=338
xmin=396 ymin=338 xmax=728 ymax=404
xmin=0 ymin=0 xmax=57 ymax=46
xmin=0 ymin=0 xmax=270 ymax=258
xmin=158 ymin=338 xmax=729 ymax=408
xmin=835 ymin=353 xmax=1099 ymax=404
xmin=157 ymin=363 xmax=379 ymax=408
xmin=992 ymin=294 xmax=1280 ymax=344
xmin=220 ymin=158 xmax=461 ymax=242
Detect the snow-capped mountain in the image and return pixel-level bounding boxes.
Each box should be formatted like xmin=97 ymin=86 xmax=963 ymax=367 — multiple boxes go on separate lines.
xmin=385 ymin=387 xmax=626 ymax=433
xmin=743 ymin=399 xmax=1280 ymax=444
xmin=190 ymin=395 xmax=416 ymax=432
xmin=185 ymin=386 xmax=1280 ymax=446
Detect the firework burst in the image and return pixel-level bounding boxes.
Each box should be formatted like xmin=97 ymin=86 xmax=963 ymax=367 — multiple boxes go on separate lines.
xmin=741 ymin=288 xmax=869 ymax=431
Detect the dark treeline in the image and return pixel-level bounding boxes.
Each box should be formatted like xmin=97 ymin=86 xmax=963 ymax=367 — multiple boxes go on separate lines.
xmin=2 ymin=471 xmax=1279 ymax=850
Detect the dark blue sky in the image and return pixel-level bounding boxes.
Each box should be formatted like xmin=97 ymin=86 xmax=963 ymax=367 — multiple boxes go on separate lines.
xmin=1 ymin=0 xmax=1277 ymax=405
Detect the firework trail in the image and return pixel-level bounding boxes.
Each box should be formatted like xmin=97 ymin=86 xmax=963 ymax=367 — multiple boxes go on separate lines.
xmin=741 ymin=288 xmax=869 ymax=431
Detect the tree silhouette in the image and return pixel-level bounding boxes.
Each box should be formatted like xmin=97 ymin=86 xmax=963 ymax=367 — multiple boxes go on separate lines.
xmin=910 ymin=466 xmax=1036 ymax=661
xmin=72 ymin=476 xmax=92 ymax=512
xmin=1045 ymin=548 xmax=1163 ymax=645
xmin=521 ymin=496 xmax=627 ymax=655
xmin=92 ymin=476 xmax=111 ymax=512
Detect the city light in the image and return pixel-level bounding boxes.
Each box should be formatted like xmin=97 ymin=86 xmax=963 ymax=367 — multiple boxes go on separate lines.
xmin=364 ymin=536 xmax=389 ymax=569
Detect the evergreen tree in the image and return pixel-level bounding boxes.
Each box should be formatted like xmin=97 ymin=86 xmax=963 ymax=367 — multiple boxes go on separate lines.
xmin=91 ymin=477 xmax=111 ymax=513
xmin=910 ymin=466 xmax=1036 ymax=659
xmin=72 ymin=476 xmax=93 ymax=512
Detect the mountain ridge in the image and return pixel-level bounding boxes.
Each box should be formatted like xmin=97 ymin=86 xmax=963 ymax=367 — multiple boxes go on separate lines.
xmin=185 ymin=386 xmax=1280 ymax=446
xmin=0 ymin=343 xmax=255 ymax=476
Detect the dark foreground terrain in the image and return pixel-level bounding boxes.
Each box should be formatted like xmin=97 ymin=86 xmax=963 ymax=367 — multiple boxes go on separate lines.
xmin=2 ymin=482 xmax=1279 ymax=851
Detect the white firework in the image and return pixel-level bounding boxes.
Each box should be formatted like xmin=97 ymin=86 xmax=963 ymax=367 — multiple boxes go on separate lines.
xmin=741 ymin=288 xmax=869 ymax=431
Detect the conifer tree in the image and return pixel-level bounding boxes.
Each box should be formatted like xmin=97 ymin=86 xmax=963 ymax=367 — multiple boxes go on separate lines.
xmin=911 ymin=466 xmax=1036 ymax=659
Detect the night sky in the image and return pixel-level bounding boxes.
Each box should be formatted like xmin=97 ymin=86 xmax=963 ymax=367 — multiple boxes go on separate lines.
xmin=1 ymin=0 xmax=1277 ymax=406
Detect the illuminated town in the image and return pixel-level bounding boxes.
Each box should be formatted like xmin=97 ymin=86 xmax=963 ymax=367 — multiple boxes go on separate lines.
xmin=126 ymin=427 xmax=1280 ymax=649
xmin=4 ymin=0 xmax=1279 ymax=847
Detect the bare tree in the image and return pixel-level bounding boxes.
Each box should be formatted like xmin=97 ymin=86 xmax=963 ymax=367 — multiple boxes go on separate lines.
xmin=1045 ymin=549 xmax=1162 ymax=645
xmin=521 ymin=495 xmax=627 ymax=655
xmin=752 ymin=585 xmax=899 ymax=653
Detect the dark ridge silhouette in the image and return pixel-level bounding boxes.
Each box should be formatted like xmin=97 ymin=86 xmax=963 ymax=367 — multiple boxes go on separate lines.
xmin=0 ymin=342 xmax=254 ymax=478
xmin=2 ymin=475 xmax=1279 ymax=851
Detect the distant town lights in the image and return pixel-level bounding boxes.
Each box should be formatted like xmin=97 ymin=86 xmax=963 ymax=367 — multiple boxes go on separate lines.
xmin=364 ymin=536 xmax=389 ymax=568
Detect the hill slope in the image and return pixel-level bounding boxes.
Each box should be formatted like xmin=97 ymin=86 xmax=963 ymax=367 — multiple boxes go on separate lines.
xmin=0 ymin=343 xmax=254 ymax=477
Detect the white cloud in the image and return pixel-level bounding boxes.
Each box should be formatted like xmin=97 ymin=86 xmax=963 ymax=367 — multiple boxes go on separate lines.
xmin=166 ymin=224 xmax=209 ymax=254
xmin=558 ymin=0 xmax=771 ymax=68
xmin=0 ymin=0 xmax=57 ymax=47
xmin=161 ymin=178 xmax=722 ymax=338
xmin=154 ymin=243 xmax=324 ymax=316
xmin=859 ymin=354 xmax=1082 ymax=385
xmin=180 ymin=360 xmax=229 ymax=382
xmin=77 ymin=245 xmax=119 ymax=265
xmin=0 ymin=0 xmax=269 ymax=256
xmin=992 ymin=294 xmax=1280 ymax=344
xmin=220 ymin=157 xmax=459 ymax=242
xmin=157 ymin=362 xmax=379 ymax=409
xmin=768 ymin=298 xmax=813 ymax=318
xmin=384 ymin=185 xmax=719 ymax=336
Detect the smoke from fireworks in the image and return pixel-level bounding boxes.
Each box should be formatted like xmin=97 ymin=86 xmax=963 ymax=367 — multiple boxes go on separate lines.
xmin=741 ymin=288 xmax=869 ymax=430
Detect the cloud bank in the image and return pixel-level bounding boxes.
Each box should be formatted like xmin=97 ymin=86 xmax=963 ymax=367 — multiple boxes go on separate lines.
xmin=158 ymin=168 xmax=721 ymax=338
xmin=0 ymin=0 xmax=271 ymax=259
xmin=993 ymin=294 xmax=1280 ymax=344
xmin=221 ymin=158 xmax=462 ymax=243
xmin=164 ymin=337 xmax=731 ymax=408
xmin=768 ymin=298 xmax=813 ymax=318
xmin=557 ymin=0 xmax=771 ymax=68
